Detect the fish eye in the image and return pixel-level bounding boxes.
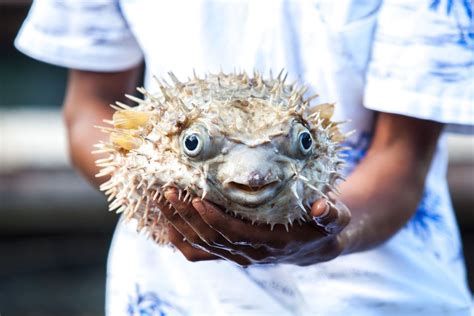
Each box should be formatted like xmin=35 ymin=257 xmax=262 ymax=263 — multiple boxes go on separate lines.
xmin=180 ymin=125 xmax=223 ymax=160
xmin=183 ymin=133 xmax=203 ymax=157
xmin=299 ymin=131 xmax=313 ymax=153
xmin=284 ymin=122 xmax=314 ymax=159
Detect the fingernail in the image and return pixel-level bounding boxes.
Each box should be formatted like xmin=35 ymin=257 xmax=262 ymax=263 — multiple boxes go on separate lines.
xmin=313 ymin=201 xmax=330 ymax=223
xmin=164 ymin=189 xmax=177 ymax=204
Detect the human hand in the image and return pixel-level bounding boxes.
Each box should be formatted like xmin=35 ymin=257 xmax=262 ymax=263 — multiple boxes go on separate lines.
xmin=158 ymin=188 xmax=351 ymax=266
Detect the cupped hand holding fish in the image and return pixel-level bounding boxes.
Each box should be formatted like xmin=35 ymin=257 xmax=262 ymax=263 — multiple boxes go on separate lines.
xmin=159 ymin=188 xmax=351 ymax=266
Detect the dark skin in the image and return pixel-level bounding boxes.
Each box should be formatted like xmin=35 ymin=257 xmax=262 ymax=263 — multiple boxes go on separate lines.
xmin=64 ymin=67 xmax=443 ymax=266
xmin=63 ymin=67 xmax=142 ymax=187
xmin=157 ymin=193 xmax=348 ymax=266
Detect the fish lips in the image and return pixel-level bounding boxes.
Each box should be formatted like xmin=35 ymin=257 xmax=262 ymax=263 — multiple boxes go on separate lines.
xmin=219 ymin=179 xmax=286 ymax=207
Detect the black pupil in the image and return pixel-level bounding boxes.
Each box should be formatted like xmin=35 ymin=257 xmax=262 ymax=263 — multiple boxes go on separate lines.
xmin=300 ymin=132 xmax=312 ymax=150
xmin=185 ymin=134 xmax=199 ymax=151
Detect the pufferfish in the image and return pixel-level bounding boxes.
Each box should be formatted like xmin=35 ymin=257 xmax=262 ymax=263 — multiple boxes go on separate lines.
xmin=95 ymin=71 xmax=349 ymax=244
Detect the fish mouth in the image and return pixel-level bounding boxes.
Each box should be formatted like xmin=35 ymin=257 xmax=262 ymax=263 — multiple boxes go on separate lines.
xmin=220 ymin=179 xmax=285 ymax=207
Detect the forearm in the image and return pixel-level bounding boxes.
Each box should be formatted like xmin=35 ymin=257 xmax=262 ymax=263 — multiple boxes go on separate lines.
xmin=63 ymin=67 xmax=142 ymax=187
xmin=339 ymin=113 xmax=443 ymax=254
xmin=65 ymin=100 xmax=113 ymax=186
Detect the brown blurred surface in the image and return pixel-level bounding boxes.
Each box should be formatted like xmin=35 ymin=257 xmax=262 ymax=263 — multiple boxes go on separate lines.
xmin=0 ymin=1 xmax=31 ymax=49
xmin=0 ymin=169 xmax=115 ymax=316
xmin=448 ymin=163 xmax=474 ymax=228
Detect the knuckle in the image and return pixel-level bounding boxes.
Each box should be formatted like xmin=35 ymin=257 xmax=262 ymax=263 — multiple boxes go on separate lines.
xmin=337 ymin=206 xmax=351 ymax=228
xmin=234 ymin=257 xmax=251 ymax=267
xmin=180 ymin=209 xmax=195 ymax=222
xmin=168 ymin=230 xmax=181 ymax=245
xmin=341 ymin=213 xmax=351 ymax=228
xmin=185 ymin=252 xmax=202 ymax=262
xmin=336 ymin=200 xmax=350 ymax=216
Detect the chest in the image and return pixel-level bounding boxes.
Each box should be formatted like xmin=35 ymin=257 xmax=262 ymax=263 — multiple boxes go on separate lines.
xmin=118 ymin=0 xmax=378 ymax=139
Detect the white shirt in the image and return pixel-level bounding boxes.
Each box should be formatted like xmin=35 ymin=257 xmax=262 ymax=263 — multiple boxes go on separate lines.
xmin=16 ymin=1 xmax=473 ymax=315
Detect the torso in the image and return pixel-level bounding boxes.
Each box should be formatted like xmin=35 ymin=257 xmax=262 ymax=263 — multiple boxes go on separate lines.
xmin=106 ymin=1 xmax=471 ymax=315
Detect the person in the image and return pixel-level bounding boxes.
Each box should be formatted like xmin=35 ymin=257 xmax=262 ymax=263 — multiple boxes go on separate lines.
xmin=16 ymin=0 xmax=473 ymax=315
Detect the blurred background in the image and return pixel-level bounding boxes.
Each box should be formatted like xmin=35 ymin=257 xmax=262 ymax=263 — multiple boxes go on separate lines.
xmin=0 ymin=1 xmax=473 ymax=316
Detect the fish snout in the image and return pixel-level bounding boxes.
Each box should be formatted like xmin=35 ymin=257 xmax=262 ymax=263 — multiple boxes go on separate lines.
xmin=218 ymin=166 xmax=287 ymax=206
xmin=247 ymin=171 xmax=274 ymax=190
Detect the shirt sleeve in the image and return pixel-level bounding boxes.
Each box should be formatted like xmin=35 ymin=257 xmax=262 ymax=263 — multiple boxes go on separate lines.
xmin=364 ymin=0 xmax=473 ymax=134
xmin=14 ymin=0 xmax=143 ymax=72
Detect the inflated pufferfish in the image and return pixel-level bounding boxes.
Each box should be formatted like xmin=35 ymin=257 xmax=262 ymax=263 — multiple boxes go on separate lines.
xmin=95 ymin=71 xmax=348 ymax=244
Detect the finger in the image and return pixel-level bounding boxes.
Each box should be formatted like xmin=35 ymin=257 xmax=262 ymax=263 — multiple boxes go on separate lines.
xmin=164 ymin=189 xmax=228 ymax=247
xmin=169 ymin=226 xmax=252 ymax=266
xmin=163 ymin=204 xmax=255 ymax=264
xmin=310 ymin=199 xmax=331 ymax=229
xmin=192 ymin=198 xmax=290 ymax=250
xmin=284 ymin=234 xmax=345 ymax=266
xmin=165 ymin=190 xmax=275 ymax=262
xmin=159 ymin=193 xmax=208 ymax=247
xmin=167 ymin=226 xmax=220 ymax=262
xmin=311 ymin=194 xmax=351 ymax=235
xmin=311 ymin=199 xmax=330 ymax=218
xmin=164 ymin=190 xmax=268 ymax=258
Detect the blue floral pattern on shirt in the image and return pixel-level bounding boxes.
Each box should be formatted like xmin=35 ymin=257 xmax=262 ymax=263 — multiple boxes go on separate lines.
xmin=340 ymin=131 xmax=373 ymax=172
xmin=127 ymin=284 xmax=185 ymax=316
xmin=429 ymin=0 xmax=472 ymax=18
xmin=404 ymin=189 xmax=463 ymax=261
xmin=406 ymin=189 xmax=444 ymax=240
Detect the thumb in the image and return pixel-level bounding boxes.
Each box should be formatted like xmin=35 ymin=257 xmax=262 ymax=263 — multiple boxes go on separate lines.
xmin=311 ymin=196 xmax=351 ymax=235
